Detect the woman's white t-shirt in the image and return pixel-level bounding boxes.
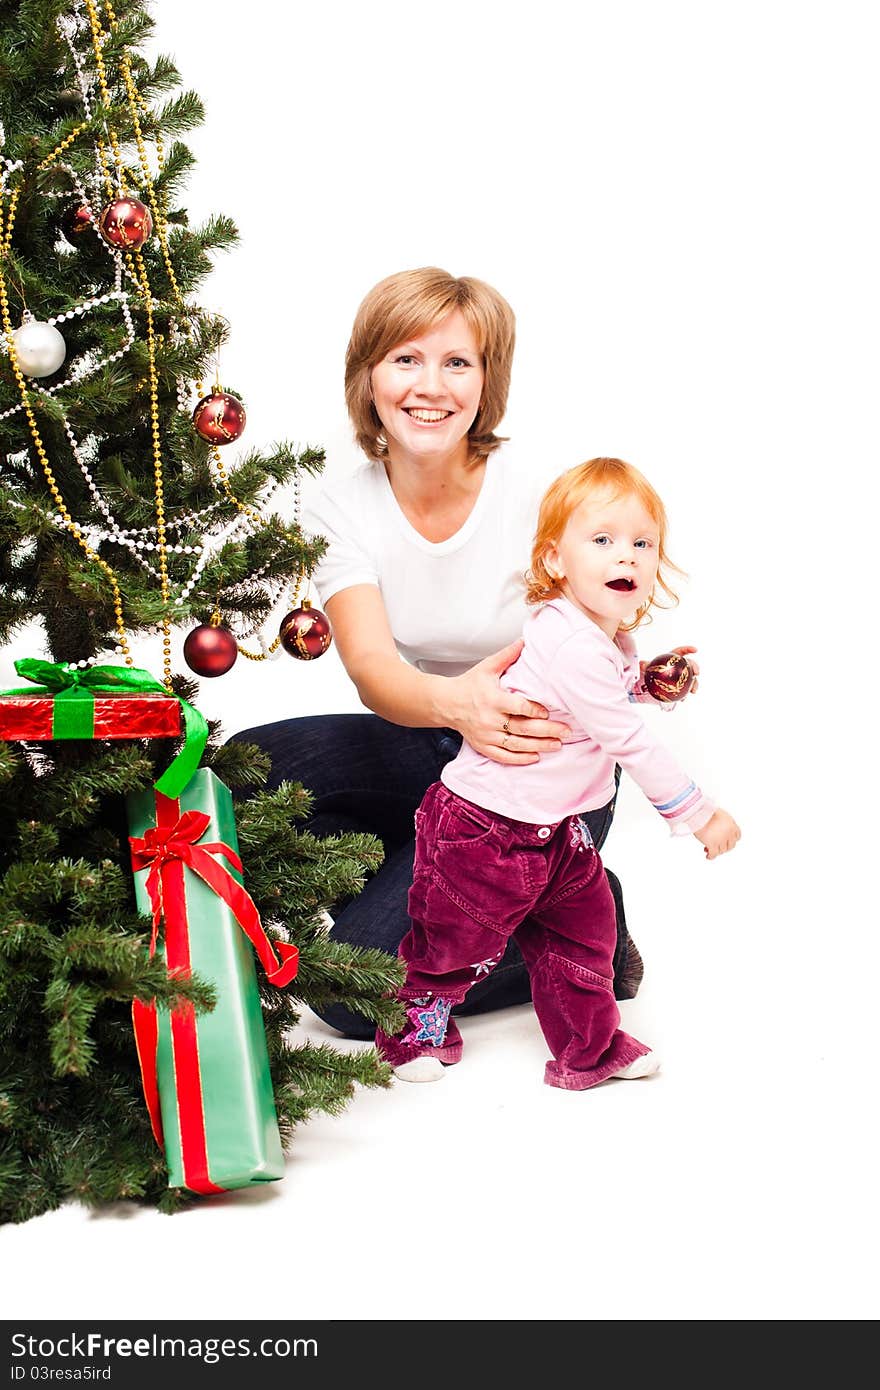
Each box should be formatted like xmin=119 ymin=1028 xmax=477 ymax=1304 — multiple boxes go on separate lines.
xmin=302 ymin=445 xmax=551 ymax=677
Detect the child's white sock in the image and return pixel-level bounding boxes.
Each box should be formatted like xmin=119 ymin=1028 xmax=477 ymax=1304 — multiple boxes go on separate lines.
xmin=393 ymin=1055 xmax=445 ymax=1083
xmin=610 ymin=1051 xmax=661 ymax=1080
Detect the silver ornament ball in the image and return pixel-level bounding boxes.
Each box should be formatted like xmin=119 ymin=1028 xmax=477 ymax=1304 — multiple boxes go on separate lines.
xmin=12 ymin=318 xmax=67 ymax=377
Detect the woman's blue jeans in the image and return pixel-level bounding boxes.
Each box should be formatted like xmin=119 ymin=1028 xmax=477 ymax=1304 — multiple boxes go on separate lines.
xmin=227 ymin=713 xmax=637 ymax=1040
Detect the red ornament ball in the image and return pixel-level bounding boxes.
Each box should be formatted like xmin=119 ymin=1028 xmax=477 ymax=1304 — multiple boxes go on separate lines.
xmin=61 ymin=202 xmax=93 ymax=246
xmin=97 ymin=196 xmax=153 ymax=251
xmin=279 ymin=601 xmax=332 ymax=660
xmin=192 ymin=390 xmax=247 ymax=445
xmin=643 ymin=651 xmax=696 ymax=703
xmin=183 ymin=623 xmax=238 ymax=677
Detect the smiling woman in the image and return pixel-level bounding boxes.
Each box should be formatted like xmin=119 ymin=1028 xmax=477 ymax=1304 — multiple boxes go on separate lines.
xmin=367 ymin=310 xmax=486 ymax=542
xmin=227 ymin=267 xmax=645 ymax=1038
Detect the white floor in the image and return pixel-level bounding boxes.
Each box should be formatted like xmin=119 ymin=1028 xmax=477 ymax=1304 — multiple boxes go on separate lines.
xmin=3 ymin=807 xmax=875 ymax=1323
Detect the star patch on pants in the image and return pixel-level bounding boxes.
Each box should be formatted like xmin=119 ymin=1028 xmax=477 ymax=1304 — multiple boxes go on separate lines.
xmin=569 ymin=816 xmax=594 ymax=852
xmin=403 ymin=995 xmax=452 ymax=1047
xmin=471 ymin=948 xmax=504 ymax=977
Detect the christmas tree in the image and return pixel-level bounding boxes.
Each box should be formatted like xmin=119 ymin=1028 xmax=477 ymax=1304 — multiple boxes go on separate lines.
xmin=0 ymin=0 xmax=403 ymax=1223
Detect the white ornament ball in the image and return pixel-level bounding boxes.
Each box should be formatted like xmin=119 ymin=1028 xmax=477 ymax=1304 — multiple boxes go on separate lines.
xmin=12 ymin=318 xmax=67 ymax=377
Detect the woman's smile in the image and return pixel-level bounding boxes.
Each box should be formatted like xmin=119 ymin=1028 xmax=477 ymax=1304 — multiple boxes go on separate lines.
xmin=403 ymin=408 xmax=454 ymax=425
xmin=370 ymin=308 xmax=484 ymax=464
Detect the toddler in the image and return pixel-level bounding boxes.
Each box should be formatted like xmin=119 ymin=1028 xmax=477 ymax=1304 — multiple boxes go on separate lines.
xmin=376 ymin=457 xmax=740 ymax=1089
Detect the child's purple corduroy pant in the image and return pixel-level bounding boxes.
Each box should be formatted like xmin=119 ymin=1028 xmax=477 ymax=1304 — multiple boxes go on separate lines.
xmin=376 ymin=781 xmax=649 ymax=1089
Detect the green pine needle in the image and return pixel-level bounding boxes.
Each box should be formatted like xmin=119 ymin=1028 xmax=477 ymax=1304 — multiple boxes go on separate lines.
xmin=0 ymin=0 xmax=402 ymax=1223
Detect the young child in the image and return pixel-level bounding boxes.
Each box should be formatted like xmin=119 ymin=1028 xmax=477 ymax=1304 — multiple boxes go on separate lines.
xmin=376 ymin=457 xmax=740 ymax=1089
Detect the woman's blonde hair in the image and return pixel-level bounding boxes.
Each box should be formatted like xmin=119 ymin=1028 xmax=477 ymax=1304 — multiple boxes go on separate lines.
xmin=524 ymin=457 xmax=684 ymax=631
xmin=344 ymin=266 xmax=516 ymax=463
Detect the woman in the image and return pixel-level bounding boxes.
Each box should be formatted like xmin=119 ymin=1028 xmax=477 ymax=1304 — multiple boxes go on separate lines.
xmin=230 ymin=267 xmax=642 ymax=1037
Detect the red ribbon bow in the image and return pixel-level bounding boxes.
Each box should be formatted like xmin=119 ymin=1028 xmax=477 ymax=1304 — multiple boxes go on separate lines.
xmin=129 ymin=809 xmax=300 ymax=987
xmin=129 ymin=801 xmax=298 ymax=1193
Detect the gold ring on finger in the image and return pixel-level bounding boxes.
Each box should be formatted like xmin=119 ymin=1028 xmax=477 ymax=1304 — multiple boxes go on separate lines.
xmin=502 ymin=717 xmax=511 ymax=734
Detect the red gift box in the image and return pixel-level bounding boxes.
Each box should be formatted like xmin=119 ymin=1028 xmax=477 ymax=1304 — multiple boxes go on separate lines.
xmin=0 ymin=693 xmax=182 ymax=741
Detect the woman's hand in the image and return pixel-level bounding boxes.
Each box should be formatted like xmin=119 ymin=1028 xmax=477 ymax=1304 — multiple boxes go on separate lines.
xmin=446 ymin=639 xmax=570 ymax=764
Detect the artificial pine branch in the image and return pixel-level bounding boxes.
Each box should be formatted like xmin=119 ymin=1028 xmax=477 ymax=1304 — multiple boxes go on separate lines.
xmin=0 ymin=0 xmax=404 ymax=1224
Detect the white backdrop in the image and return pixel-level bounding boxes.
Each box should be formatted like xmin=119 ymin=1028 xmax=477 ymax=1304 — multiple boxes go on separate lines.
xmin=2 ymin=2 xmax=874 ymax=779
xmin=2 ymin=0 xmax=878 ymax=1322
xmin=4 ymin=3 xmax=875 ymax=787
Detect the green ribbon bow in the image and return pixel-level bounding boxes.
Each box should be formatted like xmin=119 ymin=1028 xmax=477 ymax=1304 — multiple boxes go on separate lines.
xmin=3 ymin=659 xmax=208 ymax=798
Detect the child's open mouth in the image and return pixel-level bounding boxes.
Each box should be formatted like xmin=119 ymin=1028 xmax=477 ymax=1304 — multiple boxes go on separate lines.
xmin=606 ymin=578 xmax=635 ymax=592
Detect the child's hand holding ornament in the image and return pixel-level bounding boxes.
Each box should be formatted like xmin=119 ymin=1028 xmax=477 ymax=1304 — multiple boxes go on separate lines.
xmin=641 ymin=645 xmax=700 ymax=702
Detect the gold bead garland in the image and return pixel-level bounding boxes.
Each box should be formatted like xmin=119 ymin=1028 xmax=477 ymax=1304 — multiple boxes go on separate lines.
xmin=132 ymin=249 xmax=172 ymax=683
xmin=94 ymin=0 xmax=267 ymax=676
xmin=1 ymin=184 xmax=18 ymax=258
xmin=0 ymin=9 xmax=162 ymax=677
xmin=2 ymin=1 xmax=298 ymax=680
xmin=83 ymin=1 xmax=127 ymax=198
xmin=82 ymin=0 xmax=191 ymax=685
xmin=37 ymin=123 xmax=89 ymax=173
xmin=117 ymin=50 xmax=182 ymax=306
xmin=0 ymin=183 xmax=133 ymax=665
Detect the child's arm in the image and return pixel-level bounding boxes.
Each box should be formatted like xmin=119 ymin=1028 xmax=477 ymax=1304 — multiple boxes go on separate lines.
xmin=549 ymin=633 xmax=722 ymax=842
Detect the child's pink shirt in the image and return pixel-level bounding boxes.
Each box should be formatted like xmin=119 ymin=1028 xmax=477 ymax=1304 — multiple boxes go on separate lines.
xmin=441 ymin=596 xmax=715 ymax=835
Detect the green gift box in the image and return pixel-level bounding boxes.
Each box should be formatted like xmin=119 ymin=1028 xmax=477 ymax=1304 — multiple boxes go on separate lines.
xmin=126 ymin=768 xmax=299 ymax=1193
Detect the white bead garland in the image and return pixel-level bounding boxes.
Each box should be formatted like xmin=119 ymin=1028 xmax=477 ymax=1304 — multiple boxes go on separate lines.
xmin=58 ymin=11 xmax=96 ymax=122
xmin=0 ymin=258 xmax=136 ymax=421
xmin=2 ymin=11 xmax=307 ymax=671
xmin=45 ymin=288 xmax=127 ymax=326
